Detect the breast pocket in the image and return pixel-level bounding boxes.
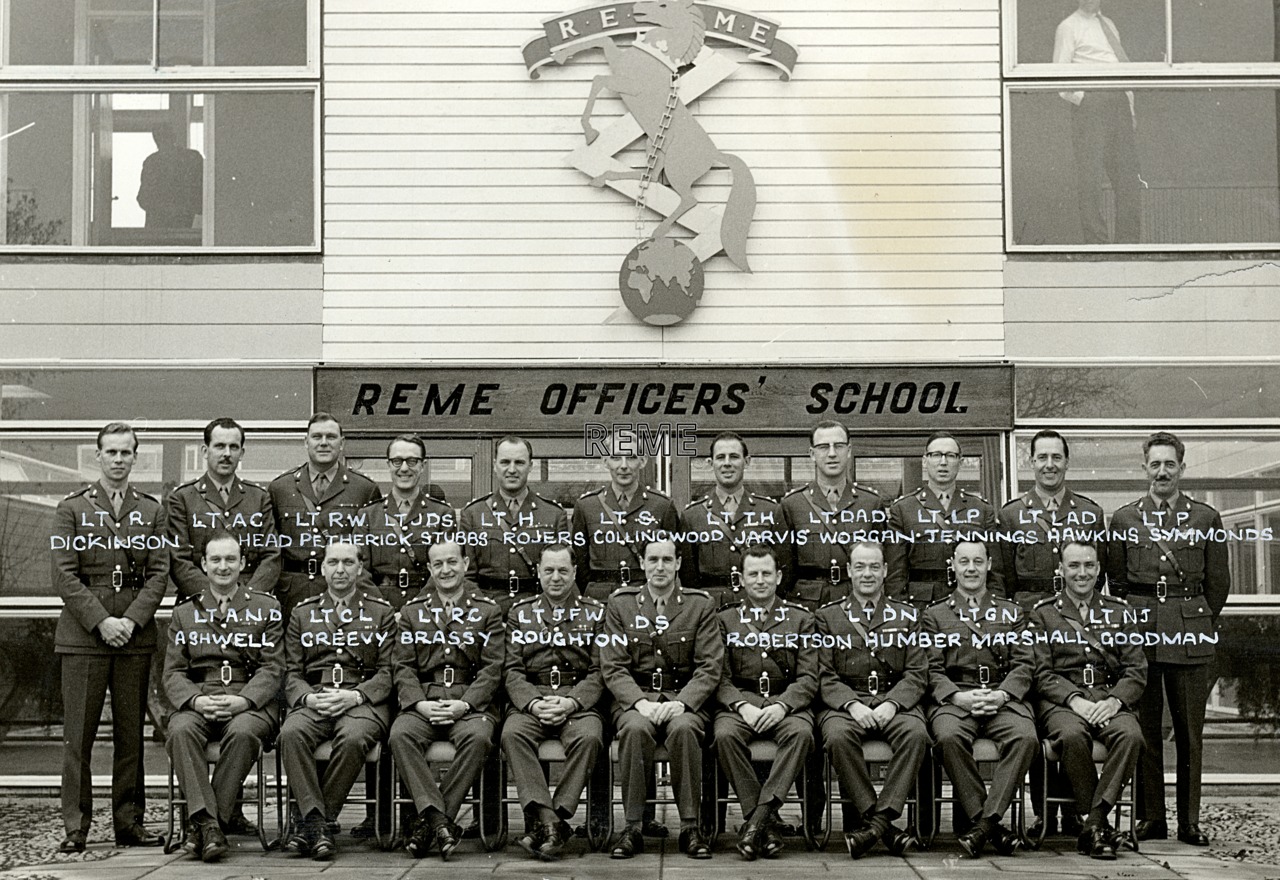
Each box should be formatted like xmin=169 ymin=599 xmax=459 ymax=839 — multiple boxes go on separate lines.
xmin=1179 ymin=600 xmax=1216 ymax=658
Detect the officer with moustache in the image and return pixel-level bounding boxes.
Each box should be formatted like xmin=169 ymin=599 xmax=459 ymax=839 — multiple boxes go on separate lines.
xmin=503 ymin=543 xmax=606 ymax=860
xmin=269 ymin=413 xmax=381 ymax=620
xmin=1105 ymin=431 xmax=1229 ymax=847
xmin=714 ymin=546 xmax=816 ymax=861
xmin=816 ymin=541 xmax=928 ymax=859
xmin=1031 ymin=541 xmax=1146 ymax=860
xmin=53 ymin=422 xmax=168 ymax=853
xmin=923 ymin=539 xmax=1036 ymax=858
xmin=164 ymin=531 xmax=284 ymax=861
xmin=681 ymin=432 xmax=790 ymax=608
xmin=460 ymin=436 xmax=569 ymax=612
xmin=279 ymin=541 xmax=395 ymax=860
xmin=572 ymin=432 xmax=677 ymax=601
xmin=887 ymin=433 xmax=1001 ymax=608
xmin=781 ymin=421 xmax=886 ymax=610
xmin=390 ymin=540 xmax=504 ymax=861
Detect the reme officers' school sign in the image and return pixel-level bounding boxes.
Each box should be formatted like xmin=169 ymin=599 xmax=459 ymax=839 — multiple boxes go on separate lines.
xmin=316 ymin=365 xmax=1014 ymax=435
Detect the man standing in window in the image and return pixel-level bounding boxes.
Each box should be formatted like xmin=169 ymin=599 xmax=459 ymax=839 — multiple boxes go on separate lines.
xmin=1054 ymin=0 xmax=1142 ymax=244
xmin=1105 ymin=432 xmax=1229 ymax=846
xmin=137 ymin=125 xmax=203 ymax=230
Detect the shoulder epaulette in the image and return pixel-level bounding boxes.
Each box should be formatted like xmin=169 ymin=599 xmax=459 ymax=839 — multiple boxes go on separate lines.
xmin=1069 ymin=490 xmax=1101 ymax=507
xmin=580 ymin=594 xmax=605 ymax=607
xmin=1032 ymin=595 xmax=1058 ymax=609
xmin=642 ymin=487 xmax=670 ymax=499
xmin=174 ymin=477 xmax=200 ymax=491
xmin=297 ymin=594 xmax=323 ymax=607
xmin=134 ymin=489 xmax=160 ymax=503
xmin=1100 ymin=592 xmax=1130 ymax=605
xmin=360 ymin=592 xmax=391 ymax=607
xmin=853 ymin=482 xmax=882 ymax=497
xmin=403 ymin=593 xmax=429 ymax=606
xmin=422 ymin=492 xmax=450 ymax=507
xmin=783 ymin=485 xmax=807 ymax=498
xmin=463 ymin=494 xmax=489 ymax=508
xmin=175 ymin=593 xmax=197 ymax=606
xmin=65 ymin=484 xmax=92 ymax=499
xmin=926 ymin=595 xmax=952 ymax=609
xmin=780 ymin=599 xmax=809 ymax=613
xmin=272 ymin=466 xmax=304 ymax=483
xmin=533 ymin=493 xmax=565 ymax=509
xmin=238 ymin=477 xmax=266 ymax=491
xmin=510 ymin=595 xmax=538 ymax=609
xmin=613 ymin=584 xmax=642 ymax=595
xmin=578 ymin=487 xmax=605 ymax=500
xmin=747 ymin=492 xmax=779 ymax=504
xmin=684 ymin=496 xmax=708 ymax=510
xmin=346 ymin=469 xmax=378 ymax=486
xmin=681 ymin=587 xmax=712 ymax=599
xmin=468 ymin=592 xmax=499 ymax=605
xmin=1117 ymin=498 xmax=1142 ymax=512
xmin=959 ymin=489 xmax=989 ymax=504
xmin=817 ymin=598 xmax=844 ymax=611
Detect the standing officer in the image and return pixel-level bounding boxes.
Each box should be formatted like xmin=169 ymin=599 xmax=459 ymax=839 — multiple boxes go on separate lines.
xmin=460 ymin=436 xmax=570 ymax=612
xmin=358 ymin=434 xmax=456 ymax=614
xmin=1031 ymin=541 xmax=1146 ymax=860
xmin=681 ymin=431 xmax=790 ymax=608
xmin=714 ymin=546 xmax=816 ymax=861
xmin=1104 ymin=431 xmax=1229 ymax=847
xmin=781 ymin=421 xmax=887 ymax=610
xmin=923 ymin=539 xmax=1037 ymax=858
xmin=816 ymin=541 xmax=928 ymax=858
xmin=279 ymin=541 xmax=394 ymax=861
xmin=572 ymin=433 xmax=677 ymax=601
xmin=52 ymin=422 xmax=168 ymax=853
xmin=390 ymin=539 xmax=504 ymax=860
xmin=887 ymin=432 xmax=1000 ymax=608
xmin=601 ymin=538 xmax=723 ymax=859
xmin=269 ymin=413 xmax=381 ymax=620
xmin=502 ymin=543 xmax=606 ymax=860
xmin=164 ymin=530 xmax=284 ymax=861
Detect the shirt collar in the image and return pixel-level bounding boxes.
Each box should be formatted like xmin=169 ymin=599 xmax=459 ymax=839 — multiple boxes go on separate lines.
xmin=716 ymin=488 xmax=743 ymax=507
xmin=498 ymin=488 xmax=529 ymax=509
xmin=308 ymin=462 xmax=339 ymax=484
xmin=1033 ymin=486 xmax=1066 ymax=508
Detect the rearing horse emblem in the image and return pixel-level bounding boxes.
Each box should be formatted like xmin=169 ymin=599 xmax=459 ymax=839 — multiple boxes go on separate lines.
xmin=524 ymin=0 xmax=798 ymax=325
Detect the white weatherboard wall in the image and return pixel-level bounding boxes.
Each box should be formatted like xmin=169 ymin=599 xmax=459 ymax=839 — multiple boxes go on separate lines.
xmin=323 ymin=0 xmax=1005 ymax=361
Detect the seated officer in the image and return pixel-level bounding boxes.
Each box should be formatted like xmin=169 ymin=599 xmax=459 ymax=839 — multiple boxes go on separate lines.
xmin=1030 ymin=541 xmax=1147 ymax=860
xmin=389 ymin=539 xmax=503 ymax=860
xmin=715 ymin=546 xmax=816 ymax=860
xmin=816 ymin=541 xmax=928 ymax=858
xmin=164 ymin=531 xmax=284 ymax=861
xmin=601 ymin=537 xmax=723 ymax=859
xmin=923 ymin=538 xmax=1036 ymax=858
xmin=502 ymin=543 xmax=606 ymax=861
xmin=279 ymin=541 xmax=394 ymax=860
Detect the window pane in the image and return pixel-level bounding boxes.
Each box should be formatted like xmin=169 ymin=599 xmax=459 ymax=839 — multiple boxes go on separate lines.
xmin=1015 ymin=0 xmax=1167 ymax=66
xmin=1009 ymin=87 xmax=1280 ymax=247
xmin=344 ymin=457 xmax=473 ymax=509
xmin=1171 ymin=0 xmax=1278 ymax=63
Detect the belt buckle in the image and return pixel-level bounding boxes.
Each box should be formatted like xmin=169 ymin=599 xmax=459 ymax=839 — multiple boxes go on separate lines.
xmin=758 ymin=670 xmax=771 ymax=698
xmin=1156 ymin=576 xmax=1168 ymax=603
xmin=331 ymin=663 xmax=344 ymax=688
xmin=508 ymin=570 xmax=519 ymax=597
xmin=619 ymin=561 xmax=630 ymax=587
xmin=978 ymin=664 xmax=991 ymax=687
xmin=1083 ymin=663 xmax=1095 ymax=688
xmin=306 ymin=557 xmax=319 ymax=578
xmin=829 ymin=559 xmax=841 ymax=585
xmin=549 ymin=665 xmax=561 ymax=690
xmin=867 ymin=670 xmax=879 ymax=696
xmin=651 ymin=668 xmax=663 ymax=692
xmin=730 ymin=566 xmax=741 ymax=589
xmin=443 ymin=666 xmax=455 ymax=688
xmin=111 ymin=567 xmax=123 ymax=591
xmin=220 ymin=660 xmax=233 ymax=687
xmin=398 ymin=568 xmax=409 ymax=590
xmin=1052 ymin=573 xmax=1064 ymax=594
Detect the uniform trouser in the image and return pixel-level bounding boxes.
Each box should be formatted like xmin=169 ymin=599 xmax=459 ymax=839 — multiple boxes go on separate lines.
xmin=1071 ymin=91 xmax=1141 ymax=244
xmin=615 ymin=707 xmax=707 ymax=824
xmin=60 ymin=652 xmax=150 ymax=835
xmin=714 ymin=711 xmax=813 ymax=816
xmin=166 ymin=709 xmax=275 ymax=823
xmin=389 ymin=711 xmax=495 ymax=820
xmin=790 ymin=578 xmax=847 ymax=613
xmin=1041 ymin=707 xmax=1142 ymax=815
xmin=280 ymin=708 xmax=385 ymax=820
xmin=501 ymin=711 xmax=603 ymax=818
xmin=931 ymin=705 xmax=1037 ymax=822
xmin=1136 ymin=661 xmax=1208 ymax=826
xmin=821 ymin=708 xmax=927 ymax=823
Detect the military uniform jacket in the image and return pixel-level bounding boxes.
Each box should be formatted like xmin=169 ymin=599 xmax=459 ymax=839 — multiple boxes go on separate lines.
xmin=283 ymin=590 xmax=395 ymax=717
xmin=780 ymin=481 xmax=887 ymax=588
xmin=1028 ymin=592 xmax=1147 ymax=718
xmin=679 ymin=491 xmax=791 ymax=596
xmin=357 ymin=490 xmax=456 ymax=611
xmin=52 ymin=481 xmax=170 ymax=655
xmin=164 ymin=586 xmax=285 ymax=714
xmin=885 ymin=486 xmax=1002 ymax=602
xmin=815 ymin=595 xmax=927 ymax=712
xmin=167 ymin=474 xmax=281 ymax=600
xmin=996 ymin=488 xmax=1107 ymax=601
xmin=268 ymin=461 xmax=381 ymax=583
xmin=459 ymin=491 xmax=570 ymax=585
xmin=1104 ymin=492 xmax=1230 ymax=665
xmin=394 ymin=582 xmax=504 ymax=716
xmin=505 ymin=592 xmax=605 ymax=712
xmin=571 ymin=486 xmax=677 ymax=589
xmin=922 ymin=590 xmax=1034 ymax=719
xmin=716 ymin=599 xmax=817 ymax=712
xmin=601 ymin=584 xmax=724 ymax=712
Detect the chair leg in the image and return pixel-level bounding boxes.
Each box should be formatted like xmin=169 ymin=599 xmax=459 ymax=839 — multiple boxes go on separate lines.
xmin=164 ymin=753 xmax=179 ymax=855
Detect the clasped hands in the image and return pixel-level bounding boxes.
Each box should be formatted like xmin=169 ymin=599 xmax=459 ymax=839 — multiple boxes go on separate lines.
xmin=634 ymin=698 xmax=687 ymax=725
xmin=192 ymin=693 xmax=251 ymax=721
xmin=305 ymin=687 xmax=365 ymax=718
xmin=846 ymin=700 xmax=898 ymax=730
xmin=529 ymin=695 xmax=579 ymax=727
xmin=1069 ymin=694 xmax=1122 ymax=728
xmin=414 ymin=698 xmax=470 ymax=725
xmin=97 ymin=616 xmax=136 ymax=648
xmin=950 ymin=687 xmax=1009 ymax=717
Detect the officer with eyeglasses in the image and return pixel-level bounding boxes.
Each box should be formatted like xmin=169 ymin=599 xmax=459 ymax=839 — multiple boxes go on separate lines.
xmin=886 ymin=432 xmax=1001 ymax=609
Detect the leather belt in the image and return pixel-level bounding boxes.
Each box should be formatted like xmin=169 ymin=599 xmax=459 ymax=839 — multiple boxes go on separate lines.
xmin=81 ymin=572 xmax=143 ymax=590
xmin=732 ymin=675 xmax=793 ymax=697
xmin=530 ymin=667 xmax=584 ymax=688
xmin=282 ymin=558 xmax=322 ymax=577
xmin=947 ymin=664 xmax=1007 ymax=688
xmin=385 ymin=569 xmax=429 ymax=591
xmin=795 ymin=566 xmax=849 ymax=583
xmin=637 ymin=669 xmax=692 ymax=691
xmin=1125 ymin=582 xmax=1202 ymax=599
xmin=587 ymin=567 xmax=633 ymax=586
xmin=1063 ymin=665 xmax=1116 ymax=689
xmin=841 ymin=673 xmax=899 ymax=695
xmin=306 ymin=666 xmax=373 ymax=687
xmin=478 ymin=575 xmax=538 ymax=595
xmin=190 ymin=664 xmax=251 ymax=684
xmin=420 ymin=668 xmax=471 ymax=688
xmin=704 ymin=572 xmax=744 ymax=589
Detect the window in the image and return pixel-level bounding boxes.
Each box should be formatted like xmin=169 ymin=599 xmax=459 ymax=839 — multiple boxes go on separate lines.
xmin=0 ymin=0 xmax=318 ymax=251
xmin=1003 ymin=1 xmax=1280 ymax=251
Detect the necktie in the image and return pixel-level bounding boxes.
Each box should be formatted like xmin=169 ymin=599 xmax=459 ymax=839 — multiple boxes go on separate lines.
xmin=507 ymin=497 xmax=520 ymax=515
xmin=862 ymin=604 xmax=874 ymax=623
xmin=399 ymin=498 xmax=412 ymax=516
xmin=110 ymin=490 xmax=124 ymax=516
xmin=218 ymin=484 xmax=231 ymax=505
xmin=617 ymin=494 xmax=630 ymax=510
xmin=968 ymin=597 xmax=980 ymax=613
xmin=1078 ymin=602 xmax=1091 ymax=623
xmin=825 ymin=487 xmax=839 ymax=506
xmin=443 ymin=597 xmax=455 ymax=620
xmin=722 ymin=495 xmax=737 ymax=517
xmin=1098 ymin=15 xmax=1130 ymax=62
xmin=314 ymin=473 xmax=329 ymax=497
xmin=217 ymin=594 xmax=230 ymax=616
xmin=1046 ymin=497 xmax=1058 ymax=512
xmin=335 ymin=597 xmax=347 ymax=621
xmin=938 ymin=491 xmax=952 ymax=508
xmin=654 ymin=595 xmax=666 ymax=618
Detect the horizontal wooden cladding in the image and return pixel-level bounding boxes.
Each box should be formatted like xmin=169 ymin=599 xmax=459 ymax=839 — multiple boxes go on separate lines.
xmin=323 ymin=236 xmax=998 ymax=256
xmin=324 ymin=321 xmax=1003 ymax=343
xmin=326 ymin=12 xmax=996 ymax=34
xmin=325 ymin=0 xmax=994 ymax=13
xmin=0 ymin=261 xmax=321 ymax=290
xmin=326 ymin=167 xmax=1000 ymax=186
xmin=323 ymin=80 xmax=999 ymax=101
xmin=323 ymin=218 xmax=1002 ymax=240
xmin=321 ymin=252 xmax=1001 ymax=273
xmin=0 ymin=323 xmax=322 ymax=360
xmin=0 ymin=289 xmax=318 ymax=323
xmin=325 ymin=288 xmax=1002 ymax=308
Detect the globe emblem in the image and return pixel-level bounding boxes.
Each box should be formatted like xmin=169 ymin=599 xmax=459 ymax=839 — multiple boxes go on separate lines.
xmin=618 ymin=238 xmax=704 ymax=326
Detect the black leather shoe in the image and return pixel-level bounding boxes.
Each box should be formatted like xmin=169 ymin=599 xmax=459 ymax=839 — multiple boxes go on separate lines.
xmin=405 ymin=816 xmax=435 ymax=858
xmin=610 ymin=824 xmax=643 ymax=859
xmin=516 ymin=826 xmax=543 ymax=859
xmin=350 ymin=815 xmax=376 ymax=840
xmin=1177 ymin=823 xmax=1209 ymax=846
xmin=179 ymin=821 xmax=202 ymax=858
xmin=1136 ymin=818 xmax=1168 ymax=840
xmin=1079 ymin=825 xmax=1116 ymax=860
xmin=434 ymin=821 xmax=460 ymax=861
xmin=115 ymin=822 xmax=164 ymax=847
xmin=1109 ymin=826 xmax=1138 ymax=852
xmin=844 ymin=827 xmax=879 ymax=859
xmin=680 ymin=826 xmax=712 ymax=859
xmin=760 ymin=823 xmax=784 ymax=858
xmin=990 ymin=823 xmax=1020 ymax=856
xmin=882 ymin=824 xmax=920 ymax=857
xmin=957 ymin=826 xmax=988 ymax=858
xmin=311 ymin=823 xmax=336 ymax=861
xmin=59 ymin=830 xmax=87 ymax=854
xmin=1061 ymin=813 xmax=1083 ymax=837
xmin=538 ymin=821 xmax=565 ymax=861
xmin=200 ymin=823 xmax=229 ymax=862
xmin=642 ymin=819 xmax=669 ymax=837
xmin=1027 ymin=816 xmax=1057 ymax=839
xmin=224 ymin=812 xmax=257 ymax=836
xmin=736 ymin=811 xmax=767 ymax=860
xmin=283 ymin=820 xmax=311 ymax=855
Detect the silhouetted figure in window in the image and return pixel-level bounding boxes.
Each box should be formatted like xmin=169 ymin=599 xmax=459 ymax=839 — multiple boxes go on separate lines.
xmin=137 ymin=126 xmax=203 ymax=229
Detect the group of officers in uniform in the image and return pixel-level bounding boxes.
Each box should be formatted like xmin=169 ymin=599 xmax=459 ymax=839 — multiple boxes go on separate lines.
xmin=51 ymin=415 xmax=1230 ymax=865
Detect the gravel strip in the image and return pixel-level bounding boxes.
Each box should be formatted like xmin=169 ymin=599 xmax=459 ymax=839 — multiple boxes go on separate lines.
xmin=0 ymin=800 xmax=167 ymax=872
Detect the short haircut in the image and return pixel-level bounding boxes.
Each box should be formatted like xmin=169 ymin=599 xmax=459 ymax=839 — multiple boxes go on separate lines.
xmin=428 ymin=539 xmax=464 ymax=559
xmin=540 ymin=542 xmax=574 ymax=562
xmin=323 ymin=538 xmax=358 ymax=558
xmin=494 ymin=435 xmax=533 ymax=459
xmin=386 ymin=433 xmax=427 ymax=458
xmin=641 ymin=536 xmax=679 ymax=558
xmin=97 ymin=421 xmax=139 ymax=452
xmin=307 ymin=412 xmax=343 ymax=435
xmin=203 ymin=417 xmax=245 ymax=447
xmin=809 ymin=420 xmax=849 ymax=446
xmin=1143 ymin=431 xmax=1185 ymax=463
xmin=950 ymin=536 xmax=988 ymax=557
xmin=741 ymin=545 xmax=779 ymax=569
xmin=1029 ymin=429 xmax=1069 ymax=461
xmin=203 ymin=528 xmax=242 ymax=558
xmin=1061 ymin=539 xmax=1099 ymax=559
xmin=925 ymin=431 xmax=961 ymax=455
xmin=847 ymin=541 xmax=886 ymax=561
xmin=710 ymin=430 xmax=749 ymax=459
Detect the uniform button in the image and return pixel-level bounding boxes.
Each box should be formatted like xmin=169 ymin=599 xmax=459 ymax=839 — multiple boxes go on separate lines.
xmin=400 ymin=547 xmax=407 ymax=554
xmin=1084 ymin=647 xmax=1091 ymax=653
xmin=761 ymin=652 xmax=768 ymax=659
xmin=445 ymin=648 xmax=452 ymax=654
xmin=509 ymin=548 xmax=515 ymax=554
xmin=337 ymin=648 xmax=344 ymax=655
xmin=1160 ymin=555 xmax=1167 ymax=561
